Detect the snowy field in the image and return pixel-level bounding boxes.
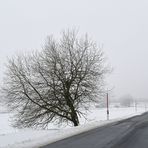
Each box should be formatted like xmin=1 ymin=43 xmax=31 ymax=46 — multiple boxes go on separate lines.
xmin=0 ymin=105 xmax=147 ymax=148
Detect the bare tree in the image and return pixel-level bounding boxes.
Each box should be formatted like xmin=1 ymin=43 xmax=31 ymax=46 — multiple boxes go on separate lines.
xmin=2 ymin=30 xmax=109 ymax=128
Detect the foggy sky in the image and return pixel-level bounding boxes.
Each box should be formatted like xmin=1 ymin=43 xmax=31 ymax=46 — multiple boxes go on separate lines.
xmin=0 ymin=0 xmax=148 ymax=99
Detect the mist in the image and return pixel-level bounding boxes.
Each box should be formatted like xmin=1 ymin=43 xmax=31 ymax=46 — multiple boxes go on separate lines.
xmin=0 ymin=0 xmax=148 ymax=99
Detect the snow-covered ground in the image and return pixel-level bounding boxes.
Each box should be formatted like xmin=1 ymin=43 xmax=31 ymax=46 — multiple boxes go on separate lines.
xmin=0 ymin=105 xmax=147 ymax=148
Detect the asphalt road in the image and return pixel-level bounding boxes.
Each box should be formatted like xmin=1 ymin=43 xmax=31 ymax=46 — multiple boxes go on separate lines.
xmin=41 ymin=113 xmax=148 ymax=148
xmin=114 ymin=123 xmax=148 ymax=148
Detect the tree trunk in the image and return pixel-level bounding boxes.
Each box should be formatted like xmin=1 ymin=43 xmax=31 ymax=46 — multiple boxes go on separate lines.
xmin=71 ymin=111 xmax=79 ymax=126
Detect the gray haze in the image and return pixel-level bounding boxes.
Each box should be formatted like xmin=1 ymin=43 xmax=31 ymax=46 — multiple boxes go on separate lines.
xmin=0 ymin=0 xmax=148 ymax=99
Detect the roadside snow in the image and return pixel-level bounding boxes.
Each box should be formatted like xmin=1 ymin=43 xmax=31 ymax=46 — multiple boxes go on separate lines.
xmin=0 ymin=107 xmax=146 ymax=148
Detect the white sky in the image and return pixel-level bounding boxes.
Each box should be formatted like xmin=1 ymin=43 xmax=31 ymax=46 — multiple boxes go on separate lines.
xmin=0 ymin=0 xmax=148 ymax=99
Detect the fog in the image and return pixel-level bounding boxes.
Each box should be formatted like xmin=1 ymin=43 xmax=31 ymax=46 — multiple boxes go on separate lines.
xmin=0 ymin=0 xmax=148 ymax=99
